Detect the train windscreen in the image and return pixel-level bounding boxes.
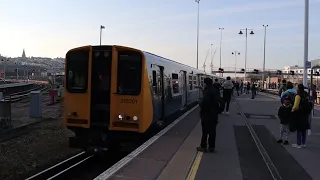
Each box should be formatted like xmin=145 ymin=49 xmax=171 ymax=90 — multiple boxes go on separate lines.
xmin=66 ymin=50 xmax=89 ymax=93
xmin=117 ymin=51 xmax=142 ymax=95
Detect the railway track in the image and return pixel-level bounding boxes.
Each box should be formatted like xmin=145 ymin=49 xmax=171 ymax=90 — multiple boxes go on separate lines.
xmin=25 ymin=151 xmax=93 ymax=180
xmin=24 ymin=149 xmax=129 ymax=180
xmin=4 ymin=84 xmax=52 ymax=103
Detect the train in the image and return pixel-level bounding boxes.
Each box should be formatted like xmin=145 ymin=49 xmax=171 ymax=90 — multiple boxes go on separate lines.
xmin=63 ymin=45 xmax=224 ymax=151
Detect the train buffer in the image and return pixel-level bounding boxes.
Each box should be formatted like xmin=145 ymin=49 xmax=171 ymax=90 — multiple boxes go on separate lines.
xmin=94 ymin=93 xmax=320 ymax=180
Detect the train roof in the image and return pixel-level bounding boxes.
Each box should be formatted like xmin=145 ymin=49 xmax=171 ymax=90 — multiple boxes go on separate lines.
xmin=142 ymin=51 xmax=223 ymax=78
xmin=68 ymin=45 xmax=224 ymax=78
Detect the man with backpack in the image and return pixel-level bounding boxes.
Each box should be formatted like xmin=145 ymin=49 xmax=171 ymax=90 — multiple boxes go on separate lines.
xmin=197 ymin=77 xmax=223 ymax=152
xmin=280 ymin=82 xmax=296 ymax=104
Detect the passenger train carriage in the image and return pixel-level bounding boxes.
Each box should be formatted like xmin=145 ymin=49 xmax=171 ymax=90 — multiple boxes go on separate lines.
xmin=64 ymin=45 xmax=224 ymax=150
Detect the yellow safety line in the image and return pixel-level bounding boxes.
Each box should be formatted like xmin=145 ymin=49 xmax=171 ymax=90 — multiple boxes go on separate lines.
xmin=186 ymin=152 xmax=203 ymax=180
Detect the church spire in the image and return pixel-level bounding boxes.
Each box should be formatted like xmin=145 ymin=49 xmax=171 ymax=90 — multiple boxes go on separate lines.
xmin=22 ymin=49 xmax=26 ymax=58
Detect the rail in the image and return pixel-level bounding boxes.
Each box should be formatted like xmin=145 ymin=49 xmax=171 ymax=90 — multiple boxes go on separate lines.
xmin=25 ymin=151 xmax=93 ymax=180
xmin=4 ymin=84 xmax=52 ymax=102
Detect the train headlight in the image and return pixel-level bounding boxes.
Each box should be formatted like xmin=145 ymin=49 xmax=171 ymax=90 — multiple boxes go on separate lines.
xmin=118 ymin=114 xmax=123 ymax=120
xmin=133 ymin=116 xmax=138 ymax=121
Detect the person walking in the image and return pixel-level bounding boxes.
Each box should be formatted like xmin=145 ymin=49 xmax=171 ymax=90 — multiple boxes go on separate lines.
xmin=222 ymin=76 xmax=234 ymax=114
xmin=246 ymin=82 xmax=251 ymax=94
xmin=251 ymin=82 xmax=257 ymax=99
xmin=197 ymin=78 xmax=221 ymax=152
xmin=235 ymin=81 xmax=240 ymax=96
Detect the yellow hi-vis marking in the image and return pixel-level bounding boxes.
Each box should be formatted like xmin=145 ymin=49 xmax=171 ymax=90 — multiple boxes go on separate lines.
xmin=186 ymin=152 xmax=203 ymax=180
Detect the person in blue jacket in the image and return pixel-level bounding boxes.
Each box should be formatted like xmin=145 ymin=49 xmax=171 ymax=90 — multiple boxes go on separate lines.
xmin=280 ymin=82 xmax=296 ymax=104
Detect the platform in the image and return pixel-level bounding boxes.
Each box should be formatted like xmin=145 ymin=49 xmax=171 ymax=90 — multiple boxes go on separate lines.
xmin=95 ymin=93 xmax=320 ymax=180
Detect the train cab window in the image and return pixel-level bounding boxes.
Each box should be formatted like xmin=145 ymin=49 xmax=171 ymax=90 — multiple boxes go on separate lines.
xmin=172 ymin=73 xmax=179 ymax=94
xmin=66 ymin=50 xmax=89 ymax=93
xmin=188 ymin=75 xmax=193 ymax=90
xmin=117 ymin=51 xmax=142 ymax=95
xmin=193 ymin=76 xmax=197 ymax=86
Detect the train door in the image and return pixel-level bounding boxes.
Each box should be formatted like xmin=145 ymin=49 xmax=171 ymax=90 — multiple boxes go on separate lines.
xmin=151 ymin=66 xmax=165 ymax=120
xmin=90 ymin=48 xmax=112 ymax=127
xmin=180 ymin=71 xmax=187 ymax=108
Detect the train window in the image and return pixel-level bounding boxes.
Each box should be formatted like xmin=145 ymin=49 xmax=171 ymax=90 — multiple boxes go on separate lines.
xmin=152 ymin=71 xmax=157 ymax=86
xmin=188 ymin=75 xmax=193 ymax=90
xmin=172 ymin=73 xmax=179 ymax=94
xmin=152 ymin=70 xmax=158 ymax=94
xmin=193 ymin=76 xmax=197 ymax=86
xmin=200 ymin=77 xmax=204 ymax=87
xmin=117 ymin=51 xmax=142 ymax=95
xmin=66 ymin=50 xmax=89 ymax=93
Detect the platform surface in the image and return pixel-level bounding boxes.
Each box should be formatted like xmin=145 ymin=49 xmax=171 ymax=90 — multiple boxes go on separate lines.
xmin=100 ymin=93 xmax=320 ymax=180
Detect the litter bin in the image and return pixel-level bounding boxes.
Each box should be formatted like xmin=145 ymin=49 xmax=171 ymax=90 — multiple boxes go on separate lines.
xmin=30 ymin=91 xmax=42 ymax=118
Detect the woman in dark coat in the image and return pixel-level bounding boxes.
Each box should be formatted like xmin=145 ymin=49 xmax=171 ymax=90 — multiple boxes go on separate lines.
xmin=291 ymin=84 xmax=310 ymax=148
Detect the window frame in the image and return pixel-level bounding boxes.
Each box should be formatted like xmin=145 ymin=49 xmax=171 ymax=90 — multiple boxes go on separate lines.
xmin=65 ymin=50 xmax=89 ymax=93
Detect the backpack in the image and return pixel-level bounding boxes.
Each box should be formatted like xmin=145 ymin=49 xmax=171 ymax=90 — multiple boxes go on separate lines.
xmin=281 ymin=92 xmax=295 ymax=104
xmin=299 ymin=96 xmax=312 ymax=115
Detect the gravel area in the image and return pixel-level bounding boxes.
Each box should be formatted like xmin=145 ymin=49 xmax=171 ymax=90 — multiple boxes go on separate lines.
xmin=0 ymin=116 xmax=81 ymax=180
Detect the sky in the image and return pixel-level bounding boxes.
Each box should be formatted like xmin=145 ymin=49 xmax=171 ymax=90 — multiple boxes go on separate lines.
xmin=0 ymin=0 xmax=320 ymax=72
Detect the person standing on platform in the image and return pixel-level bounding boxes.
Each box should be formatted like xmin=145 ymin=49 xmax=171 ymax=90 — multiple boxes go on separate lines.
xmin=277 ymin=96 xmax=292 ymax=145
xmin=213 ymin=78 xmax=222 ymax=91
xmin=240 ymin=80 xmax=243 ymax=94
xmin=251 ymin=83 xmax=257 ymax=99
xmin=197 ymin=77 xmax=221 ymax=153
xmin=278 ymin=79 xmax=287 ymax=99
xmin=291 ymin=84 xmax=312 ymax=149
xmin=222 ymin=76 xmax=234 ymax=114
xmin=280 ymin=82 xmax=296 ymax=104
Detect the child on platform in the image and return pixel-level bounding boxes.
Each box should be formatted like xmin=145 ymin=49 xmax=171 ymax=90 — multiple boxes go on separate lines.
xmin=277 ymin=96 xmax=293 ymax=145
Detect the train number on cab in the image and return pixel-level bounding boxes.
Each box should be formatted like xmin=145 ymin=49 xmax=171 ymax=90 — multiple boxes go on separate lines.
xmin=120 ymin=99 xmax=138 ymax=104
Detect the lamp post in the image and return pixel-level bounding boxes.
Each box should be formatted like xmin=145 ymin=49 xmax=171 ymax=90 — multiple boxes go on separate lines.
xmin=303 ymin=0 xmax=309 ymax=86
xmin=238 ymin=28 xmax=254 ymax=82
xmin=100 ymin=25 xmax=105 ymax=46
xmin=195 ymin=0 xmax=200 ymax=69
xmin=262 ymin=25 xmax=268 ymax=89
xmin=210 ymin=44 xmax=213 ymax=73
xmin=219 ymin=27 xmax=224 ymax=76
xmin=232 ymin=51 xmax=240 ymax=80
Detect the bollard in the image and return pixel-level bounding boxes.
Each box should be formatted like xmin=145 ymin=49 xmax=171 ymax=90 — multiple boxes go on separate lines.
xmin=29 ymin=91 xmax=42 ymax=118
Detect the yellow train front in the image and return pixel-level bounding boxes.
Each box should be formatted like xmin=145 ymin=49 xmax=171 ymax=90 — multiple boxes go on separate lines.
xmin=63 ymin=45 xmax=223 ymax=150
